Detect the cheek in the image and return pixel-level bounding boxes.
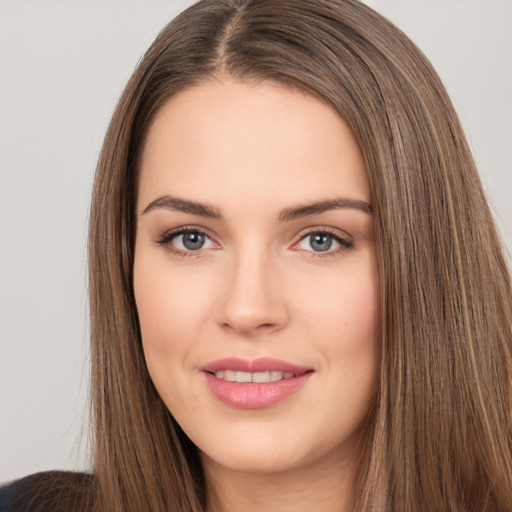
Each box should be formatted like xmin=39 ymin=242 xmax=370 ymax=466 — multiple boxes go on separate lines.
xmin=133 ymin=252 xmax=212 ymax=418
xmin=300 ymin=256 xmax=378 ymax=344
xmin=133 ymin=250 xmax=211 ymax=369
xmin=298 ymin=255 xmax=379 ymax=398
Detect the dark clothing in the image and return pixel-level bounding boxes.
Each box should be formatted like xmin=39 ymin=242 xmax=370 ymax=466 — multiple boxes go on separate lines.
xmin=0 ymin=471 xmax=93 ymax=512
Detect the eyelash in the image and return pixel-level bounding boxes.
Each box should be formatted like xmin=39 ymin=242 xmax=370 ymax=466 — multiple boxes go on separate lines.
xmin=155 ymin=226 xmax=217 ymax=259
xmin=295 ymin=227 xmax=354 ymax=257
xmin=154 ymin=225 xmax=354 ymax=259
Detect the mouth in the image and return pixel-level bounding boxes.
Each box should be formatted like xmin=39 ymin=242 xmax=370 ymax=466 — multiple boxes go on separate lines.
xmin=201 ymin=357 xmax=314 ymax=409
xmin=211 ymin=370 xmax=296 ymax=383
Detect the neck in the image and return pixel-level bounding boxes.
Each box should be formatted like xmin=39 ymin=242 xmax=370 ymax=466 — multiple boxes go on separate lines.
xmin=202 ymin=449 xmax=357 ymax=512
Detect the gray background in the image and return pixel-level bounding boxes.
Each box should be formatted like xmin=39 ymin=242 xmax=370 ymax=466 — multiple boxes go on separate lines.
xmin=1 ymin=0 xmax=511 ymax=483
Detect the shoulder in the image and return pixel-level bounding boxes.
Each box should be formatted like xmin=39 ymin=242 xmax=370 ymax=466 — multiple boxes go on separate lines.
xmin=0 ymin=471 xmax=94 ymax=512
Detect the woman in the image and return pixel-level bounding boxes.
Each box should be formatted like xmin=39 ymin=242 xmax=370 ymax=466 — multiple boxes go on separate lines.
xmin=1 ymin=0 xmax=511 ymax=510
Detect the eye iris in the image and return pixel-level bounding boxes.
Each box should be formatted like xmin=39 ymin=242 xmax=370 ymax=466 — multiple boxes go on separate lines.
xmin=310 ymin=233 xmax=332 ymax=252
xmin=182 ymin=232 xmax=205 ymax=250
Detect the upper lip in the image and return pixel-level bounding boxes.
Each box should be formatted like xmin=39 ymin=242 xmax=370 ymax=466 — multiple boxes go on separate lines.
xmin=201 ymin=357 xmax=312 ymax=375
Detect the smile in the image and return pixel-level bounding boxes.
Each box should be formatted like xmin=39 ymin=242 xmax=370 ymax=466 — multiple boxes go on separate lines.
xmin=213 ymin=370 xmax=295 ymax=383
xmin=201 ymin=357 xmax=314 ymax=409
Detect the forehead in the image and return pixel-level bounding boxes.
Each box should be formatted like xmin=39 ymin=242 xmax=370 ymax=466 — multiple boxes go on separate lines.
xmin=138 ymin=78 xmax=370 ymax=213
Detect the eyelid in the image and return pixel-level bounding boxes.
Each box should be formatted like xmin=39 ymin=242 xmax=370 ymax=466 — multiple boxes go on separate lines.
xmin=154 ymin=225 xmax=220 ymax=257
xmin=295 ymin=225 xmax=351 ymax=240
xmin=154 ymin=224 xmax=353 ymax=258
xmin=291 ymin=226 xmax=354 ymax=255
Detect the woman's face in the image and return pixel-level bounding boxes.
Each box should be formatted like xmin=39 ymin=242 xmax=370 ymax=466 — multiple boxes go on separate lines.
xmin=134 ymin=78 xmax=378 ymax=476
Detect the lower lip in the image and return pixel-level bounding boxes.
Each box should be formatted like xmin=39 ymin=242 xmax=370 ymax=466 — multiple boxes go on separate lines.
xmin=203 ymin=372 xmax=313 ymax=409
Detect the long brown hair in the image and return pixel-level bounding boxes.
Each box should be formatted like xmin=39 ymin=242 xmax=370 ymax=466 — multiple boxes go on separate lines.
xmin=88 ymin=1 xmax=512 ymax=510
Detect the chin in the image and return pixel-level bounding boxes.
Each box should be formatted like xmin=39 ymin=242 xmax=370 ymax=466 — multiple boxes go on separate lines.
xmin=193 ymin=417 xmax=358 ymax=477
xmin=200 ymin=442 xmax=308 ymax=475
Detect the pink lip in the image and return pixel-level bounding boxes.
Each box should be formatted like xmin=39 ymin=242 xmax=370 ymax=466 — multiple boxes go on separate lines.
xmin=201 ymin=357 xmax=314 ymax=409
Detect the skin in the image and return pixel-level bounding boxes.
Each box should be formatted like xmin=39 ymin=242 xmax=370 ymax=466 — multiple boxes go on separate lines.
xmin=134 ymin=77 xmax=378 ymax=512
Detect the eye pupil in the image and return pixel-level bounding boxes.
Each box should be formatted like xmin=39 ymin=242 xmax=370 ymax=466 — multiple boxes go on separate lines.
xmin=183 ymin=232 xmax=205 ymax=250
xmin=310 ymin=233 xmax=332 ymax=252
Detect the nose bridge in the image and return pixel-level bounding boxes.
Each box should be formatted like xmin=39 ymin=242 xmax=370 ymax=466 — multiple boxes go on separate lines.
xmin=218 ymin=240 xmax=288 ymax=335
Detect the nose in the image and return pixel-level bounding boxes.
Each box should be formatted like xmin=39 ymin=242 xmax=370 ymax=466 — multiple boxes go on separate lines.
xmin=216 ymin=248 xmax=290 ymax=336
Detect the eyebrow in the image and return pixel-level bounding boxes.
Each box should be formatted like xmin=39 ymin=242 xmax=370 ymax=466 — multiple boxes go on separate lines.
xmin=142 ymin=196 xmax=222 ymax=218
xmin=141 ymin=195 xmax=373 ymax=220
xmin=278 ymin=198 xmax=373 ymax=221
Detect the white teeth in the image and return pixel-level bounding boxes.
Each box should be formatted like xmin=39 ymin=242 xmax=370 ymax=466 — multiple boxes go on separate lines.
xmin=224 ymin=370 xmax=236 ymax=382
xmin=214 ymin=370 xmax=295 ymax=382
xmin=253 ymin=371 xmax=271 ymax=383
xmin=270 ymin=371 xmax=284 ymax=382
xmin=236 ymin=371 xmax=252 ymax=383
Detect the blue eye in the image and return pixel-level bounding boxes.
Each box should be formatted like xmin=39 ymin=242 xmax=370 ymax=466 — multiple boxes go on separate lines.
xmin=296 ymin=231 xmax=353 ymax=254
xmin=309 ymin=233 xmax=333 ymax=252
xmin=156 ymin=227 xmax=352 ymax=258
xmin=179 ymin=232 xmax=206 ymax=250
xmin=157 ymin=229 xmax=216 ymax=253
